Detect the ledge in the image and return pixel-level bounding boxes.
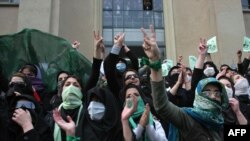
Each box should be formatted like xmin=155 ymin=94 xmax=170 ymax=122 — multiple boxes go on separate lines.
xmin=0 ymin=3 xmax=19 ymax=7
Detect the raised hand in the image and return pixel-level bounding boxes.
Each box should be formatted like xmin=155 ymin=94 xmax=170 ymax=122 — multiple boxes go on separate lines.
xmin=229 ymin=98 xmax=240 ymax=114
xmin=237 ymin=50 xmax=242 ymax=59
xmin=178 ymin=55 xmax=183 ymax=65
xmin=139 ymin=103 xmax=150 ymax=128
xmin=141 ymin=25 xmax=160 ymax=61
xmin=53 ymin=108 xmax=76 ymax=136
xmin=93 ymin=31 xmax=105 ymax=59
xmin=72 ymin=40 xmax=80 ymax=49
xmin=198 ymin=38 xmax=208 ymax=55
xmin=12 ymin=108 xmax=33 ymax=133
xmin=114 ymin=32 xmax=125 ymax=47
xmin=121 ymin=94 xmax=138 ymax=121
xmin=216 ymin=69 xmax=226 ymax=79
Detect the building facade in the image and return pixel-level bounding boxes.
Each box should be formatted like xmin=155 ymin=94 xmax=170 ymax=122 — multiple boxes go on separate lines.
xmin=1 ymin=0 xmax=250 ymax=67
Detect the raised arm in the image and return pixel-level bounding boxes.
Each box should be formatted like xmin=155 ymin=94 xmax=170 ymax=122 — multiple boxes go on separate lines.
xmin=104 ymin=33 xmax=125 ymax=96
xmin=123 ymin=44 xmax=139 ymax=71
xmin=195 ymin=38 xmax=207 ymax=69
xmin=141 ymin=25 xmax=192 ymax=129
xmin=229 ymin=98 xmax=248 ymax=125
xmin=121 ymin=94 xmax=138 ymax=141
xmin=84 ymin=31 xmax=105 ymax=93
xmin=191 ymin=38 xmax=208 ymax=92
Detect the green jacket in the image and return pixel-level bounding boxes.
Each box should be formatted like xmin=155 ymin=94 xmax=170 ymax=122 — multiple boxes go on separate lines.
xmin=151 ymin=80 xmax=222 ymax=141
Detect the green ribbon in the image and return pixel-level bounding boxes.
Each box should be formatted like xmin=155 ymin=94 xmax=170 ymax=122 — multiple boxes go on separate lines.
xmin=66 ymin=136 xmax=80 ymax=141
xmin=140 ymin=57 xmax=162 ymax=71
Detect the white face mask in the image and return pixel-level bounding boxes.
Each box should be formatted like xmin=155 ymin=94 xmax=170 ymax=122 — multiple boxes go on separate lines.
xmin=88 ymin=101 xmax=105 ymax=120
xmin=186 ymin=75 xmax=192 ymax=82
xmin=203 ymin=67 xmax=215 ymax=77
xmin=234 ymin=78 xmax=249 ymax=96
xmin=225 ymin=86 xmax=233 ymax=98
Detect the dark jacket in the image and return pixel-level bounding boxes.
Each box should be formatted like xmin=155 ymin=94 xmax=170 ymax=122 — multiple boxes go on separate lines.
xmin=5 ymin=95 xmax=53 ymax=141
xmin=151 ymin=80 xmax=222 ymax=141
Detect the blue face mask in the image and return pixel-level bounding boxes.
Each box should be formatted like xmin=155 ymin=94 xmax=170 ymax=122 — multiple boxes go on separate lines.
xmin=16 ymin=100 xmax=35 ymax=109
xmin=116 ymin=63 xmax=126 ymax=73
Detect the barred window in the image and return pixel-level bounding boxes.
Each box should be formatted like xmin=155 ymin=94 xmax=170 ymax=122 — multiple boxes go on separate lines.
xmin=103 ymin=0 xmax=165 ymax=57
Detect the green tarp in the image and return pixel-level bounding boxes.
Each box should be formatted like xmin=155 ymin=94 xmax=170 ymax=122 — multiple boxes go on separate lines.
xmin=0 ymin=28 xmax=91 ymax=93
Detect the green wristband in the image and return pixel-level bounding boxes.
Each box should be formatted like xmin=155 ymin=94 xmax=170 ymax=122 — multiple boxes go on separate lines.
xmin=149 ymin=59 xmax=162 ymax=71
xmin=140 ymin=57 xmax=150 ymax=66
xmin=66 ymin=136 xmax=80 ymax=141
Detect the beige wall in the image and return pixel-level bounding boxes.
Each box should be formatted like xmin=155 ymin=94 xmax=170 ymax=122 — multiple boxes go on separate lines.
xmin=165 ymin=0 xmax=245 ymax=67
xmin=1 ymin=0 xmax=250 ymax=65
xmin=243 ymin=11 xmax=250 ymax=36
xmin=18 ymin=0 xmax=52 ymax=33
xmin=0 ymin=6 xmax=18 ymax=35
xmin=58 ymin=0 xmax=101 ymax=61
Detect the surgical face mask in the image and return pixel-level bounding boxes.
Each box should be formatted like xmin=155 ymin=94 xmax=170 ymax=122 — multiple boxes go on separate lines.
xmin=16 ymin=100 xmax=35 ymax=109
xmin=234 ymin=78 xmax=249 ymax=96
xmin=186 ymin=75 xmax=192 ymax=82
xmin=61 ymin=85 xmax=83 ymax=109
xmin=116 ymin=63 xmax=126 ymax=73
xmin=88 ymin=101 xmax=105 ymax=120
xmin=203 ymin=67 xmax=215 ymax=77
xmin=225 ymin=86 xmax=233 ymax=99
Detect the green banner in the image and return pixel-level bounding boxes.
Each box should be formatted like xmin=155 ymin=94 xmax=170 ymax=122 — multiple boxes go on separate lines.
xmin=189 ymin=55 xmax=197 ymax=70
xmin=207 ymin=36 xmax=218 ymax=53
xmin=243 ymin=36 xmax=250 ymax=52
xmin=0 ymin=28 xmax=91 ymax=93
xmin=162 ymin=59 xmax=173 ymax=76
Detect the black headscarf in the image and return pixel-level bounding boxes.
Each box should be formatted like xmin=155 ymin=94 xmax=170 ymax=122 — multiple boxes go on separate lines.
xmin=77 ymin=87 xmax=122 ymax=141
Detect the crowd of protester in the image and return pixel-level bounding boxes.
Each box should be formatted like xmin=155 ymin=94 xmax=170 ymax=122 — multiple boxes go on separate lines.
xmin=0 ymin=25 xmax=250 ymax=141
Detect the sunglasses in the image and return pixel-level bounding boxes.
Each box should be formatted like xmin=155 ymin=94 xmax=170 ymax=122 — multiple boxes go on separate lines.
xmin=9 ymin=82 xmax=26 ymax=87
xmin=125 ymin=74 xmax=139 ymax=81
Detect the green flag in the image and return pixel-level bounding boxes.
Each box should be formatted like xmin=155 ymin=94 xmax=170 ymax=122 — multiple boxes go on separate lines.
xmin=189 ymin=55 xmax=197 ymax=70
xmin=0 ymin=28 xmax=92 ymax=93
xmin=207 ymin=36 xmax=218 ymax=53
xmin=243 ymin=36 xmax=250 ymax=52
xmin=162 ymin=59 xmax=173 ymax=76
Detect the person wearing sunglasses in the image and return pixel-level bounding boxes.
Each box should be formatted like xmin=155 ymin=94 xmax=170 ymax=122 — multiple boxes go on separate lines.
xmin=1 ymin=94 xmax=53 ymax=141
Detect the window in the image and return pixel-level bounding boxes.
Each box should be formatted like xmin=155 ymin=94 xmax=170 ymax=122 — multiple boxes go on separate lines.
xmin=0 ymin=0 xmax=19 ymax=4
xmin=103 ymin=0 xmax=165 ymax=58
xmin=242 ymin=0 xmax=250 ymax=9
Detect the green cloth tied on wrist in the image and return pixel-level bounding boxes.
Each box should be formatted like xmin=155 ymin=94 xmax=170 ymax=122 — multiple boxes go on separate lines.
xmin=140 ymin=57 xmax=162 ymax=71
xmin=66 ymin=136 xmax=80 ymax=141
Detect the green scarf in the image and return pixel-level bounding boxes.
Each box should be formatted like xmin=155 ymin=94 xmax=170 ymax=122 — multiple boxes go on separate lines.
xmin=129 ymin=96 xmax=153 ymax=141
xmin=61 ymin=85 xmax=83 ymax=109
xmin=53 ymin=104 xmax=83 ymax=141
xmin=168 ymin=77 xmax=229 ymax=141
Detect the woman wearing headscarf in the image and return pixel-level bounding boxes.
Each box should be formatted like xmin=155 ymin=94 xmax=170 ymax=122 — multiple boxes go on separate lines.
xmin=50 ymin=71 xmax=70 ymax=110
xmin=3 ymin=94 xmax=53 ymax=141
xmin=53 ymin=31 xmax=109 ymax=141
xmin=78 ymin=86 xmax=123 ymax=141
xmin=53 ymin=75 xmax=84 ymax=141
xmin=52 ymin=86 xmax=123 ymax=141
xmin=141 ymin=25 xmax=229 ymax=140
xmin=103 ymin=33 xmax=139 ymax=110
xmin=6 ymin=72 xmax=39 ymax=104
xmin=121 ymin=84 xmax=167 ymax=141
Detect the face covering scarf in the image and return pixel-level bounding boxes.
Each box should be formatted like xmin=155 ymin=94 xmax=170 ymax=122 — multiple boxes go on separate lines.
xmin=128 ymin=96 xmax=153 ymax=141
xmin=54 ymin=85 xmax=83 ymax=141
